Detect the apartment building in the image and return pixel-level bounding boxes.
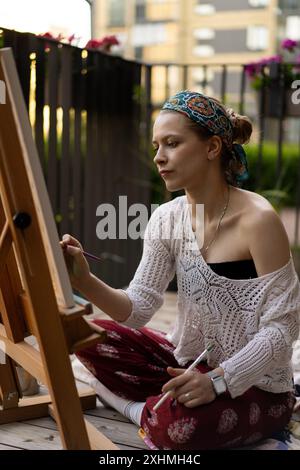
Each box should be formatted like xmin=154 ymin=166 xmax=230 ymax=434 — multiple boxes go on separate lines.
xmin=278 ymin=0 xmax=300 ymax=40
xmin=95 ymin=1 xmax=294 ymax=59
xmin=91 ymin=0 xmax=179 ymax=61
xmin=91 ymin=1 xmax=299 ymax=101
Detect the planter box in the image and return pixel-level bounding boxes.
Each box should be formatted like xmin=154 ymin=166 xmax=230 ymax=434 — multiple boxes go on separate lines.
xmin=258 ymin=88 xmax=300 ymax=118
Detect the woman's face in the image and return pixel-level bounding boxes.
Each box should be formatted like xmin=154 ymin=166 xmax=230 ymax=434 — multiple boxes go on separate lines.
xmin=152 ymin=111 xmax=211 ymax=193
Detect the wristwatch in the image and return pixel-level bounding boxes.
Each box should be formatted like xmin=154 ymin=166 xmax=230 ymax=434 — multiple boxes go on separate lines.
xmin=206 ymin=371 xmax=227 ymax=396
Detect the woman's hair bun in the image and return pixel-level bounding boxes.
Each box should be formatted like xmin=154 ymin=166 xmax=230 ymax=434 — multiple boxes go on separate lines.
xmin=226 ymin=108 xmax=252 ymax=145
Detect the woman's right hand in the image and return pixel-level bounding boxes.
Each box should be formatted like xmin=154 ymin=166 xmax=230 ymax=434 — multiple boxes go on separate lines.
xmin=60 ymin=234 xmax=91 ymax=290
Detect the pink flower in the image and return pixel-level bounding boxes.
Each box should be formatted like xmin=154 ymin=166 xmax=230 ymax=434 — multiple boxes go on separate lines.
xmin=245 ymin=62 xmax=259 ymax=77
xmin=245 ymin=56 xmax=282 ymax=77
xmin=38 ymin=32 xmax=120 ymax=54
xmin=39 ymin=32 xmax=66 ymax=42
xmin=39 ymin=32 xmax=55 ymax=39
xmin=85 ymin=35 xmax=119 ymax=52
xmin=258 ymin=55 xmax=282 ymax=66
xmin=85 ymin=39 xmax=103 ymax=49
xmin=38 ymin=32 xmax=61 ymax=51
xmin=246 ymin=38 xmax=300 ymax=89
xmin=67 ymin=34 xmax=75 ymax=44
xmin=100 ymin=35 xmax=119 ymax=46
xmin=281 ymin=38 xmax=298 ymax=52
xmin=267 ymin=55 xmax=282 ymax=63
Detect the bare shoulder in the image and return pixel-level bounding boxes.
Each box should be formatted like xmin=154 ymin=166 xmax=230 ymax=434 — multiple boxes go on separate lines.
xmin=233 ymin=187 xmax=291 ymax=276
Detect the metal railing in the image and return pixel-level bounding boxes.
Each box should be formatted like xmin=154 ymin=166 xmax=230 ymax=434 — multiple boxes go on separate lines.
xmin=139 ymin=60 xmax=300 ymax=245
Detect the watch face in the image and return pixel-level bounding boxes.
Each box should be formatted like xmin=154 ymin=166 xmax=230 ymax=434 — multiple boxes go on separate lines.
xmin=213 ymin=376 xmax=227 ymax=395
xmin=206 ymin=371 xmax=227 ymax=395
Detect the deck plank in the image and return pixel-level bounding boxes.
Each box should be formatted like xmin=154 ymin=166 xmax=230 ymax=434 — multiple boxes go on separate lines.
xmin=0 ymin=422 xmax=62 ymax=450
xmin=0 ymin=442 xmax=23 ymax=450
xmin=0 ymin=420 xmax=143 ymax=450
xmin=24 ymin=415 xmax=147 ymax=449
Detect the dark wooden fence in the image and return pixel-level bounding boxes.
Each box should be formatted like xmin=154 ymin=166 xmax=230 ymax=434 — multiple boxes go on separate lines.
xmin=0 ymin=28 xmax=151 ymax=288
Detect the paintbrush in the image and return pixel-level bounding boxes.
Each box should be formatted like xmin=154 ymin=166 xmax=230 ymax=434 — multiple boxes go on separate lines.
xmin=153 ymin=343 xmax=214 ymax=411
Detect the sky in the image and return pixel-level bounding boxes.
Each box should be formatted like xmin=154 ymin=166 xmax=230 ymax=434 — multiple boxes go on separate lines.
xmin=0 ymin=0 xmax=91 ymax=46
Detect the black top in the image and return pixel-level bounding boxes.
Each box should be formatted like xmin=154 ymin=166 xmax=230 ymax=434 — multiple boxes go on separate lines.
xmin=207 ymin=259 xmax=257 ymax=280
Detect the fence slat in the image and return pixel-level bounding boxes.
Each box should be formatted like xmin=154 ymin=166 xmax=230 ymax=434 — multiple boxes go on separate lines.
xmin=72 ymin=49 xmax=85 ymax=242
xmin=84 ymin=51 xmax=98 ymax=261
xmin=60 ymin=46 xmax=72 ymax=236
xmin=47 ymin=44 xmax=59 ymax=223
xmin=34 ymin=37 xmax=46 ymax=179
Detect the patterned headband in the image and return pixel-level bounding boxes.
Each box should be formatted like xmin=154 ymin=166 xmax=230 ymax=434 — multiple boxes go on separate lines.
xmin=162 ymin=90 xmax=249 ymax=183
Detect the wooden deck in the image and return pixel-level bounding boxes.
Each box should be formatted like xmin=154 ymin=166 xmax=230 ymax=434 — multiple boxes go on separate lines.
xmin=0 ymin=292 xmax=177 ymax=450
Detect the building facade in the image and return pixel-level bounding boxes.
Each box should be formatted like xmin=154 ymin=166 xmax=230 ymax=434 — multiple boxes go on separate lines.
xmin=91 ymin=1 xmax=292 ymax=62
xmin=91 ymin=0 xmax=300 ymax=108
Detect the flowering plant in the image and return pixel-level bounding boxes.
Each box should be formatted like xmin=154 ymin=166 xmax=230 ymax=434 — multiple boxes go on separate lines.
xmin=39 ymin=32 xmax=120 ymax=53
xmin=85 ymin=35 xmax=120 ymax=52
xmin=39 ymin=32 xmax=81 ymax=46
xmin=245 ymin=38 xmax=300 ymax=90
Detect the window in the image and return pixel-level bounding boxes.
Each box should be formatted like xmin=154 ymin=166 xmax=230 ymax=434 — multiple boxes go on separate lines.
xmin=193 ymin=28 xmax=215 ymax=40
xmin=108 ymin=0 xmax=125 ymax=27
xmin=135 ymin=0 xmax=146 ymax=22
xmin=193 ymin=45 xmax=215 ymax=57
xmin=247 ymin=25 xmax=268 ymax=50
xmin=134 ymin=46 xmax=144 ymax=60
xmin=194 ymin=3 xmax=216 ymax=15
xmin=132 ymin=24 xmax=167 ymax=46
xmin=136 ymin=3 xmax=146 ymax=22
xmin=279 ymin=0 xmax=298 ymax=8
xmin=286 ymin=16 xmax=300 ymax=40
xmin=248 ymin=0 xmax=269 ymax=6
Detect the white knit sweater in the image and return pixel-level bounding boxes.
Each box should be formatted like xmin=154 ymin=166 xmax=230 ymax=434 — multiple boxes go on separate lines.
xmin=120 ymin=196 xmax=300 ymax=398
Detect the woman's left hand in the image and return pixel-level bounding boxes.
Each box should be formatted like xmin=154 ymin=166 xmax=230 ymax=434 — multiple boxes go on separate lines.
xmin=162 ymin=367 xmax=216 ymax=408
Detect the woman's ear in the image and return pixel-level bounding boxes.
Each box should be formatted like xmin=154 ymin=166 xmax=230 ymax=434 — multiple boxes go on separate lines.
xmin=207 ymin=136 xmax=223 ymax=161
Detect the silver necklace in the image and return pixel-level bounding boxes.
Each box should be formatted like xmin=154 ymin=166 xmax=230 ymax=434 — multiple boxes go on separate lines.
xmin=202 ymin=186 xmax=230 ymax=253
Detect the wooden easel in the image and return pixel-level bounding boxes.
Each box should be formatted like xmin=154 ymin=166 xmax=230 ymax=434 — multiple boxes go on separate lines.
xmin=0 ymin=48 xmax=118 ymax=450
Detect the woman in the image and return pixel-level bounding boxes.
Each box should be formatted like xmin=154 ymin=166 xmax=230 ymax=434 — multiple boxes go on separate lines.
xmin=62 ymin=91 xmax=300 ymax=450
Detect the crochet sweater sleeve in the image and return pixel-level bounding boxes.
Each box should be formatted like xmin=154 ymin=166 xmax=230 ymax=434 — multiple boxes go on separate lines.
xmin=118 ymin=205 xmax=175 ymax=329
xmin=220 ymin=261 xmax=300 ymax=398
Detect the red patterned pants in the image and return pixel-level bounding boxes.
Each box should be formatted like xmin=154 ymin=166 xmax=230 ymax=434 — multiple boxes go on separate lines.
xmin=76 ymin=319 xmax=294 ymax=450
